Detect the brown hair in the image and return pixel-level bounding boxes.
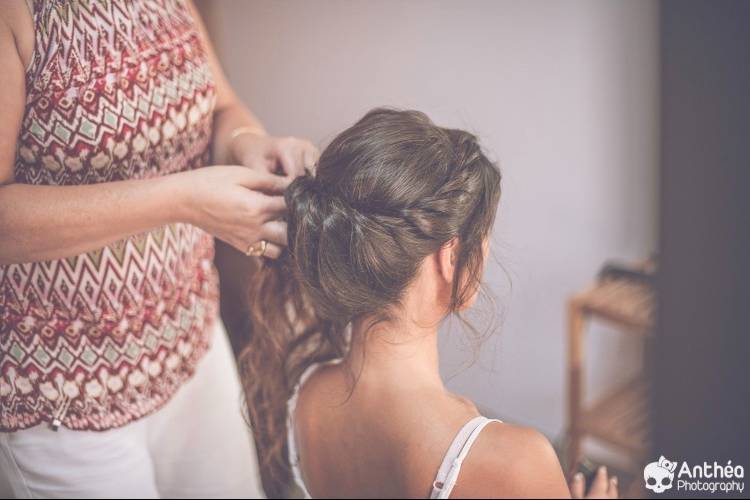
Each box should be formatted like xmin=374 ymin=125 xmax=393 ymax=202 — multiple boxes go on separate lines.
xmin=239 ymin=108 xmax=502 ymax=497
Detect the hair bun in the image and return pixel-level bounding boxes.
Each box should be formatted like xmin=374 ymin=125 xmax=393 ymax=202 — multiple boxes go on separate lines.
xmin=287 ymin=171 xmax=366 ymax=236
xmin=286 ymin=172 xmax=356 ymax=275
xmin=286 ymin=171 xmax=321 ymax=206
xmin=286 ymin=172 xmax=329 ymax=228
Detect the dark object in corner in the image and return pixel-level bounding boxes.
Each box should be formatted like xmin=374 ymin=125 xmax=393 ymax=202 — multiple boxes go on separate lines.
xmin=598 ymin=260 xmax=656 ymax=288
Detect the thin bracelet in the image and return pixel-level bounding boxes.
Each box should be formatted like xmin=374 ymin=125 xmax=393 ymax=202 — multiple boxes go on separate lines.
xmin=229 ymin=125 xmax=267 ymax=142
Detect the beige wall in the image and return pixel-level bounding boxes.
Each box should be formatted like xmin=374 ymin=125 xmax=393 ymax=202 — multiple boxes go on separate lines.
xmin=207 ymin=0 xmax=659 ymax=442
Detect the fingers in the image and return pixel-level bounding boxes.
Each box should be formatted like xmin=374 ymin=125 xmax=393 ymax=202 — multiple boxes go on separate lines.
xmin=274 ymin=138 xmax=319 ymax=177
xmin=589 ymin=467 xmax=608 ymax=497
xmin=303 ymin=142 xmax=320 ymax=171
xmin=608 ymin=476 xmax=618 ymax=498
xmin=237 ymin=169 xmax=292 ymax=194
xmin=276 ymin=144 xmax=305 ymax=178
xmin=231 ymin=239 xmax=283 ymax=260
xmin=261 ymin=242 xmax=283 ymax=259
xmin=570 ymin=472 xmax=585 ymax=499
xmin=234 ymin=217 xmax=287 ymax=260
xmin=258 ymin=194 xmax=287 ymax=222
xmin=236 ymin=136 xmax=318 ymax=177
xmin=259 ymin=219 xmax=288 ymax=247
xmin=243 ymin=155 xmax=276 ymax=173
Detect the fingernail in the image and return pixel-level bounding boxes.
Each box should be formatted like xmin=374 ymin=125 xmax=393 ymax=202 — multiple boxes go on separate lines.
xmin=598 ymin=465 xmax=607 ymax=475
xmin=612 ymin=476 xmax=618 ymax=485
xmin=574 ymin=472 xmax=584 ymax=482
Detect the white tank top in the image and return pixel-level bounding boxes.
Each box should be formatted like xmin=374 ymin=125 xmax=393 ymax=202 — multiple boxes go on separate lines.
xmin=287 ymin=365 xmax=502 ymax=499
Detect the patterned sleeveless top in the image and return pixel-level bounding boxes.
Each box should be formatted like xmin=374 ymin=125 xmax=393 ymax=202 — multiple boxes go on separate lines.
xmin=0 ymin=0 xmax=219 ymax=431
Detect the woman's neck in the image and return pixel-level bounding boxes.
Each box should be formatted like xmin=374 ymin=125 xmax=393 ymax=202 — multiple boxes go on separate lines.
xmin=345 ymin=314 xmax=444 ymax=390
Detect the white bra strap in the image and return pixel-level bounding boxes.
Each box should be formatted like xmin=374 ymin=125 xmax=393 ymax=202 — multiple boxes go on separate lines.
xmin=460 ymin=418 xmax=499 ymax=461
xmin=432 ymin=417 xmax=502 ymax=499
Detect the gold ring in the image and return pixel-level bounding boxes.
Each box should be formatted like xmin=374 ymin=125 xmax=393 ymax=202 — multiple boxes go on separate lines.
xmin=246 ymin=240 xmax=268 ymax=257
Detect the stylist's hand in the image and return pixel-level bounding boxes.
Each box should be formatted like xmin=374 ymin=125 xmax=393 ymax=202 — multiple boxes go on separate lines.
xmin=232 ymin=132 xmax=319 ymax=177
xmin=175 ymin=166 xmax=290 ymax=259
xmin=570 ymin=466 xmax=619 ymax=499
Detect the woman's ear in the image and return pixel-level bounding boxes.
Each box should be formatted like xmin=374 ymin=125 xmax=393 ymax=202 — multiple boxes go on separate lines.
xmin=438 ymin=238 xmax=459 ymax=284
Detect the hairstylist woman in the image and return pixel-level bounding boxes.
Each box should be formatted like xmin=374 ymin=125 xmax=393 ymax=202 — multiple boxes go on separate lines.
xmin=0 ymin=1 xmax=315 ymax=497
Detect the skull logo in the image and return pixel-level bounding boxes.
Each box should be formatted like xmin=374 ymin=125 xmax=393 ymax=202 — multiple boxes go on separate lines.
xmin=644 ymin=456 xmax=678 ymax=493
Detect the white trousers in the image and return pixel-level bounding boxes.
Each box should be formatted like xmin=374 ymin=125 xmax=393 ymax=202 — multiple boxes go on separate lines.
xmin=0 ymin=321 xmax=264 ymax=499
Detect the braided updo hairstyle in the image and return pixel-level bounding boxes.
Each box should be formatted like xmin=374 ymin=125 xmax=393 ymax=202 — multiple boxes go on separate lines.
xmin=239 ymin=108 xmax=502 ymax=497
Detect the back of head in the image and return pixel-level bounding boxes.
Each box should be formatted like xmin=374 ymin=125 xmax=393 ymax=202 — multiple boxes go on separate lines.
xmin=240 ymin=108 xmax=502 ymax=496
xmin=288 ymin=108 xmax=501 ymax=323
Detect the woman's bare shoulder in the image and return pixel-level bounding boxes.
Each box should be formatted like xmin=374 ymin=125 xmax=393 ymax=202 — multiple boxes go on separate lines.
xmin=292 ymin=362 xmax=353 ymax=435
xmin=294 ymin=363 xmax=346 ymax=409
xmin=449 ymin=422 xmax=572 ymax=499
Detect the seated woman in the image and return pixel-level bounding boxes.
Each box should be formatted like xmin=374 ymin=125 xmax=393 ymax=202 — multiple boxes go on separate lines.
xmin=241 ymin=108 xmax=618 ymax=499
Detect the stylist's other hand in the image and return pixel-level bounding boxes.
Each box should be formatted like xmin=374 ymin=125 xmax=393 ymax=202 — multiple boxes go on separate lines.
xmin=175 ymin=166 xmax=290 ymax=259
xmin=570 ymin=466 xmax=619 ymax=499
xmin=233 ymin=132 xmax=319 ymax=178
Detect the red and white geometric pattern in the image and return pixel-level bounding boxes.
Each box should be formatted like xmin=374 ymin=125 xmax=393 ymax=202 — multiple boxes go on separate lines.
xmin=0 ymin=0 xmax=219 ymax=431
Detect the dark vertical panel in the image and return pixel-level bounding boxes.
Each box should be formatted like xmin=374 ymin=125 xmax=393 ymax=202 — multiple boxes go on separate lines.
xmin=656 ymin=0 xmax=750 ymax=497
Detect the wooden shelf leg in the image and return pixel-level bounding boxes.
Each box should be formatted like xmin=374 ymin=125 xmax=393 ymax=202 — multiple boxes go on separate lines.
xmin=566 ymin=299 xmax=586 ymax=476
